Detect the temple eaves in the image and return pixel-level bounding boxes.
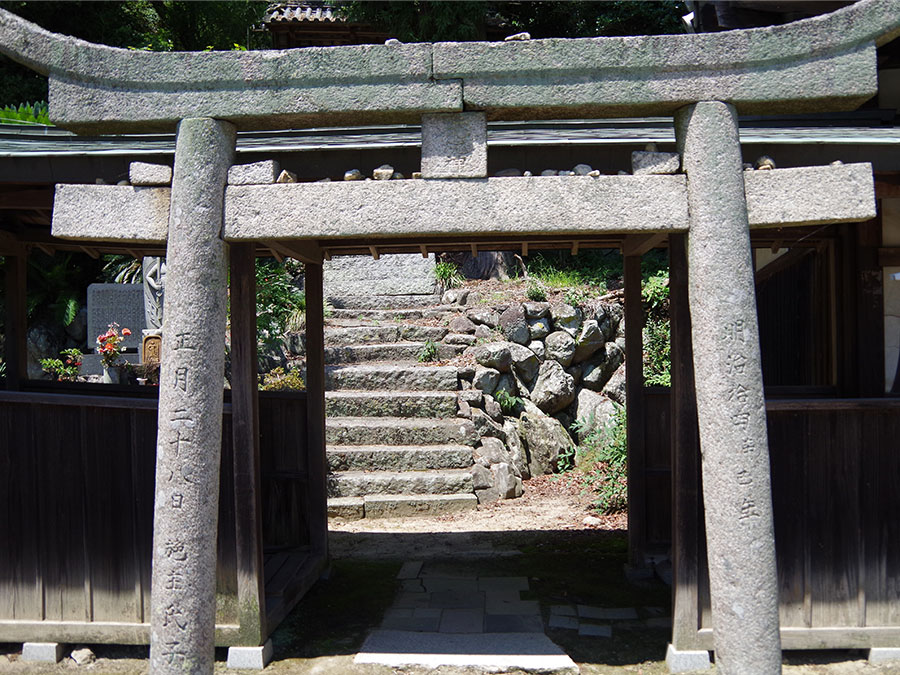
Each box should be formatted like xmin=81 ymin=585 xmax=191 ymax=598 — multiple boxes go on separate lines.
xmin=1 ymin=0 xmax=899 ymax=133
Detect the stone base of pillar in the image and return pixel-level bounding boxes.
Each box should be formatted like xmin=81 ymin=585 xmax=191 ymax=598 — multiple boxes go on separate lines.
xmin=869 ymin=648 xmax=900 ymax=664
xmin=22 ymin=642 xmax=66 ymax=663
xmin=666 ymin=644 xmax=711 ymax=673
xmin=227 ymin=640 xmax=273 ymax=669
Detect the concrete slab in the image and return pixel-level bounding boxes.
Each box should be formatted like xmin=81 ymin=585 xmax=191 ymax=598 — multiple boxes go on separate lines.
xmin=397 ymin=561 xmax=423 ymax=579
xmin=382 ymin=615 xmax=441 ymax=632
xmin=485 ymin=614 xmax=544 ymax=633
xmin=401 ymin=578 xmax=425 ymax=592
xmin=439 ymin=608 xmax=484 ymax=633
xmin=578 ymin=624 xmax=612 ymax=638
xmin=226 ymin=640 xmax=273 ymax=669
xmin=550 ymin=604 xmax=577 ymax=616
xmin=21 ymin=643 xmax=65 ymax=663
xmin=356 ymin=630 xmax=579 ymax=673
xmin=548 ymin=615 xmax=579 ymax=630
xmin=869 ymin=648 xmax=900 ymax=664
xmin=577 ymin=605 xmax=638 ymax=620
xmin=394 ymin=592 xmax=433 ymax=609
xmin=423 ymin=577 xmax=475 ymax=593
xmin=666 ymin=644 xmax=711 ymax=673
xmin=430 ymin=589 xmax=485 ymax=609
xmin=486 ymin=599 xmax=540 ymax=616
xmin=477 ymin=576 xmax=529 ymax=592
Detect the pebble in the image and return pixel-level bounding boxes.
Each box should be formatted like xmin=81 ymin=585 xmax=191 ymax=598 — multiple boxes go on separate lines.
xmin=541 ymin=169 xmax=557 ymax=176
xmin=277 ymin=169 xmax=298 ymax=183
xmin=385 ymin=38 xmax=402 ymax=45
xmin=755 ymin=155 xmax=776 ymax=170
xmin=573 ymin=163 xmax=593 ymax=175
xmin=504 ymin=31 xmax=531 ymax=41
xmin=373 ymin=164 xmax=395 ymax=180
xmin=70 ymin=647 xmax=96 ymax=666
xmin=495 ymin=168 xmax=523 ymax=177
xmin=344 ymin=168 xmax=364 ymax=181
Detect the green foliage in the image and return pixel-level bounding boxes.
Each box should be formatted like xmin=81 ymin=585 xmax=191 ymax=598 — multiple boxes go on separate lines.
xmin=527 ymin=249 xmax=622 ymax=290
xmin=643 ymin=317 xmax=671 ymax=387
xmin=40 ymin=348 xmax=83 ymax=382
xmin=434 ymin=261 xmax=464 ymax=290
xmin=640 ymin=250 xmax=671 ymax=386
xmin=0 ymin=101 xmax=50 ymax=125
xmin=494 ymin=388 xmax=521 ymax=415
xmin=255 ymin=259 xmax=304 ymax=342
xmin=525 ymin=280 xmax=547 ymax=302
xmin=339 ymin=1 xmax=487 ymax=42
xmin=417 ymin=339 xmax=439 ymax=362
xmin=26 ymin=252 xmax=102 ymax=328
xmin=573 ymin=404 xmax=628 ymax=514
xmin=101 ymin=255 xmax=143 ymax=284
xmin=260 ymin=366 xmax=306 ymax=391
xmin=557 ymin=442 xmax=577 ymax=473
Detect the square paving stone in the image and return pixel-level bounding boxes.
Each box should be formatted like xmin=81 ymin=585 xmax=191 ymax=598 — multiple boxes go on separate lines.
xmin=485 ymin=590 xmax=521 ymax=604
xmin=401 ymin=579 xmax=425 ymax=592
xmin=578 ymin=624 xmax=612 ymax=638
xmin=430 ymin=590 xmax=485 ymax=609
xmin=577 ymin=605 xmax=638 ymax=620
xmin=550 ymin=604 xmax=577 ymax=616
xmin=485 ymin=614 xmax=544 ymax=633
xmin=476 ymin=576 xmax=529 ymax=592
xmin=439 ymin=608 xmax=484 ymax=633
xmin=381 ymin=615 xmax=441 ymax=632
xmin=394 ymin=592 xmax=433 ymax=609
xmin=548 ymin=615 xmax=579 ymax=630
xmin=486 ymin=599 xmax=540 ymax=616
xmin=413 ymin=608 xmax=443 ymax=620
xmin=423 ymin=577 xmax=476 ymax=593
xmin=397 ymin=561 xmax=423 ymax=579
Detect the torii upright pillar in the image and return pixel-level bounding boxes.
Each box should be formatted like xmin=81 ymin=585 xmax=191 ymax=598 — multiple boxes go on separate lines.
xmin=676 ymin=101 xmax=782 ymax=674
xmin=149 ymin=117 xmax=236 ymax=674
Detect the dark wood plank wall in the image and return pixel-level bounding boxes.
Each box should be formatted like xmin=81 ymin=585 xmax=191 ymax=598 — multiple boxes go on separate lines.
xmin=0 ymin=389 xmax=309 ymax=644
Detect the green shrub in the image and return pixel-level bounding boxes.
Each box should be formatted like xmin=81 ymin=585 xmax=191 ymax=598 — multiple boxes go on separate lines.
xmin=417 ymin=340 xmax=439 ymax=362
xmin=40 ymin=348 xmax=83 ymax=382
xmin=525 ymin=280 xmax=547 ymax=302
xmin=494 ymin=388 xmax=522 ymax=415
xmin=255 ymin=259 xmax=304 ymax=341
xmin=0 ymin=102 xmax=51 ymax=125
xmin=260 ymin=367 xmax=306 ymax=391
xmin=573 ymin=404 xmax=628 ymax=513
xmin=434 ymin=261 xmax=464 ymax=289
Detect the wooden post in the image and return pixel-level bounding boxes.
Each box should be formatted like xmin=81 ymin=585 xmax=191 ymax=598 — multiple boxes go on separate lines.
xmin=669 ymin=234 xmax=702 ymax=648
xmin=304 ymin=262 xmax=328 ymax=556
xmin=229 ymin=242 xmax=266 ymax=645
xmin=4 ymin=245 xmax=27 ymax=390
xmin=624 ymin=252 xmax=646 ymax=569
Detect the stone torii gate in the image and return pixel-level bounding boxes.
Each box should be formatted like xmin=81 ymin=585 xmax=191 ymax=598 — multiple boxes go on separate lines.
xmin=2 ymin=3 xmax=898 ymax=673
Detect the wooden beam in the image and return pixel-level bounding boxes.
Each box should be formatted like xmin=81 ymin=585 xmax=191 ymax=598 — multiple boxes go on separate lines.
xmin=668 ymin=234 xmax=702 ymax=649
xmin=304 ymin=263 xmax=328 ymax=557
xmin=571 ymin=240 xmax=580 ymax=256
xmin=0 ymin=188 xmax=53 ymax=210
xmin=419 ymin=244 xmax=428 ymax=258
xmin=4 ymin=247 xmax=28 ymax=390
xmin=521 ymin=242 xmax=528 ymax=257
xmin=877 ymin=247 xmax=900 ymax=267
xmin=368 ymin=246 xmax=379 ymax=261
xmin=78 ymin=245 xmax=100 ymax=259
xmin=34 ymin=242 xmax=53 ymax=257
xmin=264 ymin=239 xmax=322 ymax=265
xmin=623 ymin=233 xmax=666 ymax=257
xmin=754 ymin=247 xmax=813 ymax=285
xmin=470 ymin=243 xmax=478 ymax=257
xmin=624 ymin=253 xmax=646 ymax=569
xmin=228 ymin=243 xmax=266 ymax=645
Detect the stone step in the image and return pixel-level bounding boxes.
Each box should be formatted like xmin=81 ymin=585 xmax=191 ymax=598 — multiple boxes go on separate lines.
xmin=325 ymin=364 xmax=459 ymax=392
xmin=327 ymin=444 xmax=473 ymax=472
xmin=331 ymin=306 xmax=460 ymax=321
xmin=325 ymin=417 xmax=477 ymax=446
xmin=328 ymin=293 xmax=442 ymax=310
xmin=326 ymin=469 xmax=474 ymax=498
xmin=325 ymin=391 xmax=458 ymax=418
xmin=325 ymin=324 xmax=449 ymax=346
xmin=327 ymin=494 xmax=478 ymax=520
xmin=324 ymin=342 xmax=465 ymax=365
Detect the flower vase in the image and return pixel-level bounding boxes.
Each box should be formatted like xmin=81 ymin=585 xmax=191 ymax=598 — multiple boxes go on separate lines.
xmin=102 ymin=365 xmax=120 ymax=384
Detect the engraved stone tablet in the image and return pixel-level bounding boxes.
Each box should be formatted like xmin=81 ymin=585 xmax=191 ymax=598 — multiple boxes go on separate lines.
xmin=87 ymin=283 xmax=146 ymax=351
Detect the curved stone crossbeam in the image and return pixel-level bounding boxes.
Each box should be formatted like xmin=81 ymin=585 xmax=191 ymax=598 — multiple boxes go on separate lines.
xmin=1 ymin=0 xmax=899 ymax=132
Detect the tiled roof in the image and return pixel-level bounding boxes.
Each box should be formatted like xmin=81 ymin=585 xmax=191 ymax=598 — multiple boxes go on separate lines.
xmin=264 ymin=3 xmax=342 ymax=24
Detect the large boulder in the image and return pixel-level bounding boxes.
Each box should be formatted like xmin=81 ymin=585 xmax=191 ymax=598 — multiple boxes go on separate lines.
xmin=492 ymin=462 xmax=523 ymax=499
xmin=572 ymin=319 xmax=606 ymax=363
xmin=467 ymin=307 xmax=500 ymax=328
xmin=523 ymin=301 xmax=550 ymax=319
xmin=528 ymin=316 xmax=551 ymax=340
xmin=472 ymin=367 xmax=499 ymax=394
xmin=603 ymin=364 xmax=626 ymax=404
xmin=544 ymin=330 xmax=576 ymax=367
xmin=474 ymin=343 xmax=512 ymax=371
xmin=549 ymin=303 xmax=583 ymax=337
xmin=528 ymin=340 xmax=546 ymax=360
xmin=530 ymin=360 xmax=575 ymax=414
xmin=581 ymin=342 xmax=625 ymax=392
xmin=507 ymin=342 xmax=541 ymax=383
xmin=502 ymin=418 xmax=530 ymax=479
xmin=475 ymin=436 xmax=511 ymax=465
xmin=470 ymin=408 xmax=506 ymax=440
xmin=520 ymin=409 xmax=575 ymax=475
xmin=495 ymin=372 xmax=519 ymax=398
xmin=572 ymin=389 xmax=617 ymax=442
xmin=499 ymin=304 xmax=529 ymax=345
xmin=449 ymin=315 xmax=477 ymax=334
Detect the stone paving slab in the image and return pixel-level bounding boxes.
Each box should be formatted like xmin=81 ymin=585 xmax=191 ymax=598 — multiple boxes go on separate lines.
xmin=423 ymin=577 xmax=476 ymax=593
xmin=439 ymin=608 xmax=484 ymax=633
xmin=578 ymin=623 xmax=613 ymax=638
xmin=356 ymin=630 xmax=579 ymax=673
xmin=485 ymin=614 xmax=544 ymax=633
xmin=486 ymin=598 xmax=540 ymax=616
xmin=548 ymin=615 xmax=580 ymax=630
xmin=397 ymin=561 xmax=423 ymax=580
xmin=477 ymin=576 xmax=530 ymax=592
xmin=430 ymin=589 xmax=485 ymax=609
xmin=550 ymin=604 xmax=578 ymax=617
xmin=577 ymin=605 xmax=638 ymax=620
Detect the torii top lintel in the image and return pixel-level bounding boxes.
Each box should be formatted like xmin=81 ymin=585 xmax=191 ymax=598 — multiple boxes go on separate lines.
xmin=1 ymin=0 xmax=899 ymax=134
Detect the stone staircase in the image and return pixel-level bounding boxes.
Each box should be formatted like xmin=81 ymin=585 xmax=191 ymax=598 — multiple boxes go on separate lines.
xmin=323 ymin=311 xmax=479 ymax=519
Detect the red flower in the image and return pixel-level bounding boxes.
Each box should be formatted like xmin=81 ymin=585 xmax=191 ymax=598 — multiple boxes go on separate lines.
xmin=122 ymin=328 xmax=132 ymax=336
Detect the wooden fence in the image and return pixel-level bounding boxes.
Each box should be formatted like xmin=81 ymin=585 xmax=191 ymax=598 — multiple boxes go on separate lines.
xmin=0 ymin=387 xmax=315 ymax=646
